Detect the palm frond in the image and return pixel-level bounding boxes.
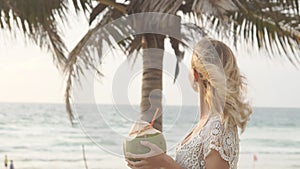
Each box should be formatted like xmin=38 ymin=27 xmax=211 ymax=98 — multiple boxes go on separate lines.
xmin=0 ymin=0 xmax=92 ymax=70
xmin=127 ymin=0 xmax=183 ymax=14
xmin=65 ymin=7 xmax=127 ymax=120
xmin=183 ymin=0 xmax=300 ymax=66
xmin=72 ymin=0 xmax=92 ymax=13
xmin=229 ymin=0 xmax=300 ymax=65
xmin=89 ymin=3 xmax=107 ymax=25
xmin=191 ymin=0 xmax=237 ymax=18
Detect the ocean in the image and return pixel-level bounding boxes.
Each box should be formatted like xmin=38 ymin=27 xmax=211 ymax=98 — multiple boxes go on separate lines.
xmin=0 ymin=103 xmax=299 ymax=169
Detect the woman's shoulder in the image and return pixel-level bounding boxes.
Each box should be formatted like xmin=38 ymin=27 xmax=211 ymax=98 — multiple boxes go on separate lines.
xmin=205 ymin=114 xmax=237 ymax=134
xmin=204 ymin=115 xmax=239 ymax=144
xmin=202 ymin=114 xmax=239 ymax=165
xmin=204 ymin=114 xmax=223 ymax=131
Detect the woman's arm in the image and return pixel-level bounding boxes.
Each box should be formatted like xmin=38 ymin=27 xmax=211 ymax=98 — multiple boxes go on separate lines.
xmin=126 ymin=153 xmax=184 ymax=169
xmin=125 ymin=141 xmax=184 ymax=169
xmin=205 ymin=150 xmax=230 ymax=169
xmin=161 ymin=153 xmax=184 ymax=169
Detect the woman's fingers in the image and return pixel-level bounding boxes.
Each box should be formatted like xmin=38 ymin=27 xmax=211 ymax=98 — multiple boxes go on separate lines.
xmin=126 ymin=141 xmax=164 ymax=159
xmin=140 ymin=140 xmax=151 ymax=147
xmin=127 ymin=162 xmax=133 ymax=168
xmin=133 ymin=160 xmax=148 ymax=167
xmin=141 ymin=141 xmax=164 ymax=153
xmin=126 ymin=160 xmax=136 ymax=169
xmin=126 ymin=152 xmax=147 ymax=159
xmin=126 ymin=159 xmax=148 ymax=168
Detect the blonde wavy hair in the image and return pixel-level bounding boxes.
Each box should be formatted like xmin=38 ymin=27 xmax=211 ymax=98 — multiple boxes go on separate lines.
xmin=191 ymin=39 xmax=252 ymax=132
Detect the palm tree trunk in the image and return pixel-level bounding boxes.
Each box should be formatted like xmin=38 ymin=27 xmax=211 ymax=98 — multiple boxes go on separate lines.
xmin=140 ymin=34 xmax=164 ymax=132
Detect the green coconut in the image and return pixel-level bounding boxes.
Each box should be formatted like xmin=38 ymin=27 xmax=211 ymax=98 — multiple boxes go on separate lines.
xmin=123 ymin=120 xmax=166 ymax=161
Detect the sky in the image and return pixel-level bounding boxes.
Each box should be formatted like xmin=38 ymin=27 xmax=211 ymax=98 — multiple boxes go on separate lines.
xmin=0 ymin=13 xmax=299 ymax=108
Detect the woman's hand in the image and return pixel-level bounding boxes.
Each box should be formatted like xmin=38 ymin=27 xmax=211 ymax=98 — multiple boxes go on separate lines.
xmin=125 ymin=141 xmax=184 ymax=169
xmin=126 ymin=141 xmax=164 ymax=159
xmin=126 ymin=153 xmax=166 ymax=169
xmin=125 ymin=141 xmax=166 ymax=169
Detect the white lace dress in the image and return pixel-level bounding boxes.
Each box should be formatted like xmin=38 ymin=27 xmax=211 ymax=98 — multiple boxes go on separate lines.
xmin=175 ymin=115 xmax=239 ymax=169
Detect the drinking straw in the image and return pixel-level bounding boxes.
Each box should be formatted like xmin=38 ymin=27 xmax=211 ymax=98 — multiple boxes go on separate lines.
xmin=150 ymin=108 xmax=160 ymax=127
xmin=129 ymin=108 xmax=160 ymax=135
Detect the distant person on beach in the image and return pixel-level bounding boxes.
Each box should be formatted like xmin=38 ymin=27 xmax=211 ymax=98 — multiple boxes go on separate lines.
xmin=9 ymin=160 xmax=14 ymax=169
xmin=126 ymin=39 xmax=252 ymax=169
xmin=4 ymin=155 xmax=8 ymax=168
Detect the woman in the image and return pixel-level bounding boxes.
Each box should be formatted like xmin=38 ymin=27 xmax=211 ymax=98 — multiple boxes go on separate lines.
xmin=126 ymin=39 xmax=252 ymax=169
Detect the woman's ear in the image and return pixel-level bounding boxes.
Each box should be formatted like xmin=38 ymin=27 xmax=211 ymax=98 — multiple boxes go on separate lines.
xmin=193 ymin=69 xmax=199 ymax=82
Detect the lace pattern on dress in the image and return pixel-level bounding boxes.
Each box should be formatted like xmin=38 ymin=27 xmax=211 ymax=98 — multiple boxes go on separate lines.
xmin=175 ymin=115 xmax=239 ymax=169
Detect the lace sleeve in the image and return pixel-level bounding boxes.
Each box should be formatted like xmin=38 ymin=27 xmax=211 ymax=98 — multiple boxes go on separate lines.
xmin=202 ymin=118 xmax=239 ymax=168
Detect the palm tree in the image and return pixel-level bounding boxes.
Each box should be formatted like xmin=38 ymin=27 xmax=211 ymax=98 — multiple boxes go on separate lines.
xmin=1 ymin=0 xmax=299 ymax=131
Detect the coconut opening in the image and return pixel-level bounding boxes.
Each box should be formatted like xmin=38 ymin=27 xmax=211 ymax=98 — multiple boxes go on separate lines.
xmin=127 ymin=120 xmax=161 ymax=139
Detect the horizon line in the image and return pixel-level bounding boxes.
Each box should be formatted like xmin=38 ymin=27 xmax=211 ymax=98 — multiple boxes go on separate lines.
xmin=0 ymin=101 xmax=299 ymax=109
